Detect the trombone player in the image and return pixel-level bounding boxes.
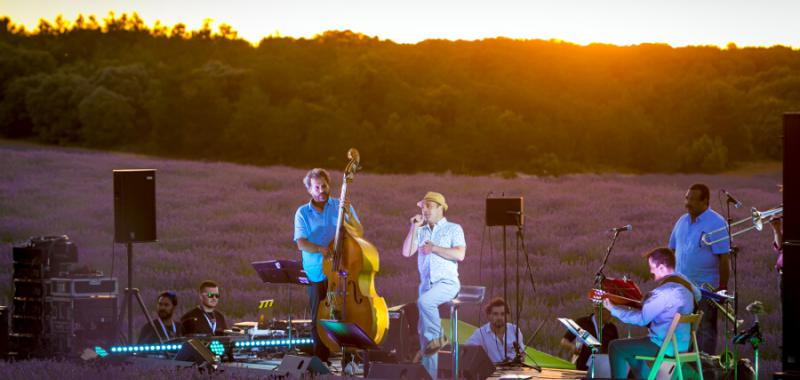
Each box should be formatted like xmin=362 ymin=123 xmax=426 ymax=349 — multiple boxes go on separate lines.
xmin=668 ymin=183 xmax=730 ymax=354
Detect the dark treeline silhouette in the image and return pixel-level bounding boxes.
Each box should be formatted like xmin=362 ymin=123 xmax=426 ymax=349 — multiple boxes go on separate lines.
xmin=1 ymin=14 xmax=798 ymax=175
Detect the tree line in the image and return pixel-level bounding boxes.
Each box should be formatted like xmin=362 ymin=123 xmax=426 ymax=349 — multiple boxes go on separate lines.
xmin=1 ymin=14 xmax=798 ymax=175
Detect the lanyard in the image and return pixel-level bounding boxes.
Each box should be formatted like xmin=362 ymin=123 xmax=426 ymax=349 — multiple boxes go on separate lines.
xmin=202 ymin=311 xmax=217 ymax=333
xmin=158 ymin=319 xmax=176 ymax=339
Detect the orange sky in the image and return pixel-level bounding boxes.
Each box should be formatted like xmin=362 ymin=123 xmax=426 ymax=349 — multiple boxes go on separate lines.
xmin=2 ymin=0 xmax=798 ymax=47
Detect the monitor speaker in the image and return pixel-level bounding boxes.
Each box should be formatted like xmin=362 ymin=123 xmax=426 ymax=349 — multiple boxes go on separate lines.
xmin=275 ymin=355 xmax=331 ymax=376
xmin=175 ymin=339 xmax=216 ymax=365
xmin=438 ymin=345 xmax=495 ymax=380
xmin=366 ymin=362 xmax=432 ymax=380
xmin=113 ymin=169 xmax=156 ymax=243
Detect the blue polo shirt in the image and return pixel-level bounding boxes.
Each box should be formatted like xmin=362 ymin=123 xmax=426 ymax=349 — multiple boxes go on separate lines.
xmin=668 ymin=208 xmax=730 ymax=288
xmin=294 ymin=198 xmax=359 ymax=283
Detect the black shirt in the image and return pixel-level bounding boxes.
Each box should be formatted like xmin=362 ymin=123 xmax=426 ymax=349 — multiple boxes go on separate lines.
xmin=138 ymin=318 xmax=182 ymax=344
xmin=562 ymin=314 xmax=619 ymax=371
xmin=180 ymin=307 xmax=227 ymax=336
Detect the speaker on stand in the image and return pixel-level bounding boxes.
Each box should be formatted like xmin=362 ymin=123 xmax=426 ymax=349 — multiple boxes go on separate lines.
xmin=112 ymin=169 xmax=157 ymax=344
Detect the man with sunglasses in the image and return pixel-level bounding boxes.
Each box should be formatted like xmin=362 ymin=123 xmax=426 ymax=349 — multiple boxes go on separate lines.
xmin=180 ymin=280 xmax=227 ymax=336
xmin=138 ymin=291 xmax=182 ymax=343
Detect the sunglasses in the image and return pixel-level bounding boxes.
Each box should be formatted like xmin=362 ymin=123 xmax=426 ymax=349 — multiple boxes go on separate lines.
xmin=207 ymin=293 xmax=220 ymax=299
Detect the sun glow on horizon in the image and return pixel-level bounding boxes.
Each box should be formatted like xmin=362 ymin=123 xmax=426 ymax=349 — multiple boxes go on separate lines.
xmin=1 ymin=0 xmax=798 ymax=48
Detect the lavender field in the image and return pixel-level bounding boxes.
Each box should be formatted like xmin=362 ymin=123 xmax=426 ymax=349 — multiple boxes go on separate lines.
xmin=0 ymin=141 xmax=784 ymax=375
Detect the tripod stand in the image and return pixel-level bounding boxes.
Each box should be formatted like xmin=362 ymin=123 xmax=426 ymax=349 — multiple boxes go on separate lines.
xmin=485 ymin=196 xmax=540 ymax=371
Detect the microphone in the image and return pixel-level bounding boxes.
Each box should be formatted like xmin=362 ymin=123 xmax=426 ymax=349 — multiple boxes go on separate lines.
xmin=609 ymin=224 xmax=633 ymax=233
xmin=721 ymin=189 xmax=742 ymax=209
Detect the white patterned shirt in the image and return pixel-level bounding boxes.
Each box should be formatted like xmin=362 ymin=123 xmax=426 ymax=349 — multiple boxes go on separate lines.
xmin=416 ymin=217 xmax=465 ymax=283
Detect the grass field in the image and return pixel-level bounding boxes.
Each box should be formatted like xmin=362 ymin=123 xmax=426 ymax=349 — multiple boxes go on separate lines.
xmin=0 ymin=141 xmax=784 ymax=375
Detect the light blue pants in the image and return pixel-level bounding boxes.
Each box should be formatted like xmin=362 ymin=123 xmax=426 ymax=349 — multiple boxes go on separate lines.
xmin=418 ymin=278 xmax=460 ymax=379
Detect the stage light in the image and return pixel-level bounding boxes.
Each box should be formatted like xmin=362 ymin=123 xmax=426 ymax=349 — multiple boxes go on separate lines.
xmin=210 ymin=340 xmax=225 ymax=356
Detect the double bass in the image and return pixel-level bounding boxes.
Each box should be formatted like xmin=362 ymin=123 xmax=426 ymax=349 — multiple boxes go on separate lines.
xmin=317 ymin=148 xmax=389 ymax=352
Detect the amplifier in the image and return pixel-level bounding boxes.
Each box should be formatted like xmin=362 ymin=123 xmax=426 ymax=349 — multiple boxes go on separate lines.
xmin=50 ymin=277 xmax=118 ymax=297
xmin=12 ymin=299 xmax=44 ymax=317
xmin=13 ymin=263 xmax=45 ymax=280
xmin=47 ymin=296 xmax=117 ymax=325
xmin=28 ymin=236 xmax=78 ymax=264
xmin=12 ymin=246 xmax=47 ymax=265
xmin=13 ymin=280 xmax=46 ymax=298
xmin=11 ymin=315 xmax=44 ymax=335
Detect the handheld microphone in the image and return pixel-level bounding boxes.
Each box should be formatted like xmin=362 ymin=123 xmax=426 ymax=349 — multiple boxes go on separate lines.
xmin=609 ymin=224 xmax=633 ymax=233
xmin=721 ymin=189 xmax=743 ymax=209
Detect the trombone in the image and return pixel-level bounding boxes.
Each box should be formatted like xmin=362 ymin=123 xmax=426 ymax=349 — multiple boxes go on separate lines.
xmin=701 ymin=205 xmax=782 ymax=245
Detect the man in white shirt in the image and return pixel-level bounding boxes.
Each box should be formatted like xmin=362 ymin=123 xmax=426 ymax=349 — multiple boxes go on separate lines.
xmin=465 ymin=297 xmax=525 ymax=364
xmin=402 ymin=191 xmax=466 ymax=379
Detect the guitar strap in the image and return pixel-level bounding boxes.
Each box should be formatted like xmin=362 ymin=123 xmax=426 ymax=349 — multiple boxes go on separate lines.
xmin=660 ymin=275 xmax=698 ymax=312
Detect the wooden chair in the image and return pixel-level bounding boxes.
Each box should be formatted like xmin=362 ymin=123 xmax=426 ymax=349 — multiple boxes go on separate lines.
xmin=634 ymin=312 xmax=704 ymax=380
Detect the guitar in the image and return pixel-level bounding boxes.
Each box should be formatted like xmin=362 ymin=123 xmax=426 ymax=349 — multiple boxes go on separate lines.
xmin=588 ymin=288 xmax=642 ymax=309
xmin=588 ymin=277 xmax=644 ymax=308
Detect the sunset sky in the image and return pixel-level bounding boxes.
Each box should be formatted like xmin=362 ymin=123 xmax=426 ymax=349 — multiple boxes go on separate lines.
xmin=2 ymin=0 xmax=798 ymax=47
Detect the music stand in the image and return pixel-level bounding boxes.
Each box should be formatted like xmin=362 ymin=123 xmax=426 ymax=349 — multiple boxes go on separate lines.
xmin=319 ymin=320 xmax=379 ymax=376
xmin=558 ymin=318 xmax=602 ymax=378
xmin=252 ymin=260 xmax=309 ymax=285
xmin=252 ymin=260 xmax=309 ymax=351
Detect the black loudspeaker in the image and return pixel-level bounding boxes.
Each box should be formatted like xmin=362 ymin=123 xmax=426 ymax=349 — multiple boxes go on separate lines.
xmin=175 ymin=339 xmax=217 ymax=365
xmin=113 ymin=169 xmax=156 ymax=243
xmin=438 ymin=345 xmax=495 ymax=380
xmin=784 ymin=113 xmax=800 ymax=372
xmin=379 ymin=304 xmax=418 ymax=362
xmin=366 ymin=362 xmax=432 ymax=380
xmin=275 ymin=355 xmax=331 ymax=376
xmin=486 ymin=197 xmax=524 ymax=227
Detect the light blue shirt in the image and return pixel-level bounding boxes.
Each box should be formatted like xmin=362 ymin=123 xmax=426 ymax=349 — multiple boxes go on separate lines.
xmin=608 ymin=273 xmax=701 ymax=356
xmin=293 ymin=198 xmax=359 ymax=283
xmin=465 ymin=322 xmax=525 ymax=364
xmin=668 ymin=208 xmax=730 ymax=288
xmin=416 ymin=217 xmax=465 ymax=284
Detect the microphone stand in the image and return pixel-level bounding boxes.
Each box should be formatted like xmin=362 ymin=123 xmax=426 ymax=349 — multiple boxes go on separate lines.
xmin=724 ymin=196 xmax=740 ymax=379
xmin=497 ymin=212 xmax=542 ymax=372
xmin=593 ymin=229 xmax=622 ymax=350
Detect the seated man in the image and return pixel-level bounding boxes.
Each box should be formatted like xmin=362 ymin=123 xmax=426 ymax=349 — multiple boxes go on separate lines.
xmin=603 ymin=247 xmax=701 ymax=379
xmin=138 ymin=291 xmax=182 ymax=343
xmin=465 ymin=297 xmax=525 ymax=364
xmin=560 ymin=304 xmax=618 ymax=371
xmin=180 ymin=280 xmax=228 ymax=336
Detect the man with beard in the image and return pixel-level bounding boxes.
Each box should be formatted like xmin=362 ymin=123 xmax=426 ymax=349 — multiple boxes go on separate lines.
xmin=138 ymin=291 xmax=182 ymax=343
xmin=294 ymin=168 xmax=361 ymax=362
xmin=180 ymin=280 xmax=227 ymax=336
xmin=668 ymin=183 xmax=730 ymax=354
xmin=465 ymin=297 xmax=525 ymax=364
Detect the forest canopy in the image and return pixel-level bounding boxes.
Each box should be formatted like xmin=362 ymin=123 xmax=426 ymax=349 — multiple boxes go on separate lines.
xmin=1 ymin=14 xmax=798 ymax=174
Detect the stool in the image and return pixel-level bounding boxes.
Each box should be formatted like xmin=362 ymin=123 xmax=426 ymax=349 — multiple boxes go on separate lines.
xmin=448 ymin=285 xmax=486 ymax=380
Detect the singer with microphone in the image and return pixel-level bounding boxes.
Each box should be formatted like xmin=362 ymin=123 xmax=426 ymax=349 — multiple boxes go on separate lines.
xmin=667 ymin=183 xmax=730 ymax=355
xmin=402 ymin=191 xmax=465 ymax=380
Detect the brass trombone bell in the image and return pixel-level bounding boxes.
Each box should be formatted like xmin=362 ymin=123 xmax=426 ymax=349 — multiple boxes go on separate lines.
xmin=701 ymin=206 xmax=782 ymax=246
